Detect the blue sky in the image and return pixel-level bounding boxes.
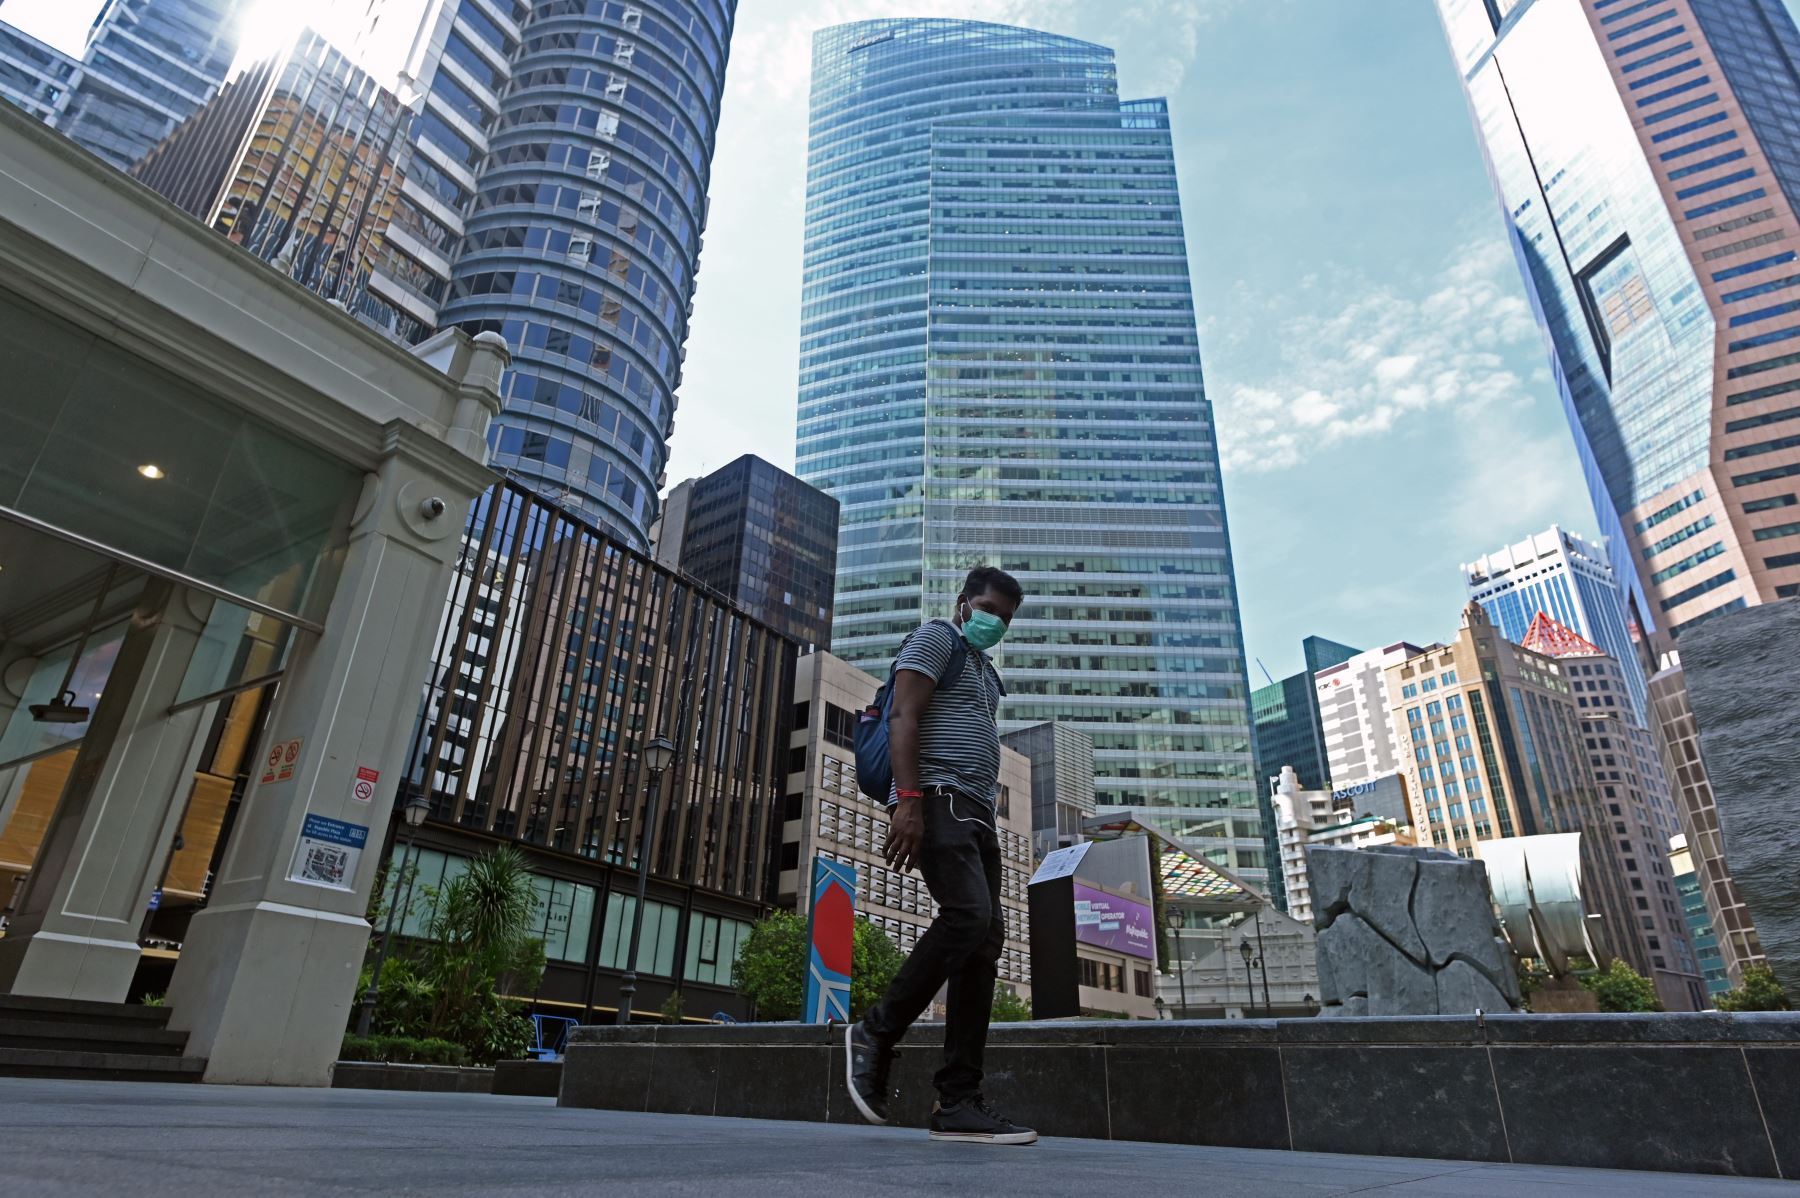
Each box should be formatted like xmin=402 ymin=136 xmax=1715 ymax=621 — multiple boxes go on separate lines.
xmin=13 ymin=0 xmax=1793 ymax=680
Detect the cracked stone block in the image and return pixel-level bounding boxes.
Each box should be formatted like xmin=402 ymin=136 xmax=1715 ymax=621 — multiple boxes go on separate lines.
xmin=1436 ymin=958 xmax=1514 ymax=1015
xmin=1307 ymin=846 xmax=1429 ymax=964
xmin=1414 ymin=856 xmax=1510 ymax=980
xmin=1317 ymin=911 xmax=1437 ymax=1017
xmin=1311 ymin=847 xmax=1522 ymax=1016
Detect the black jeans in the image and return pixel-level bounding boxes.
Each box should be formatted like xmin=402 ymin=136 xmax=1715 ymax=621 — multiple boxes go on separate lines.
xmin=862 ymin=787 xmax=1004 ymax=1103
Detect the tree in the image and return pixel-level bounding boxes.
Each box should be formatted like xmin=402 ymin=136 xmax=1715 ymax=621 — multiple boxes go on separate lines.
xmin=1581 ymin=959 xmax=1662 ymax=1012
xmin=351 ymin=845 xmax=545 ymax=1062
xmin=991 ymin=983 xmax=1032 ymax=1022
xmin=1715 ymin=966 xmax=1792 ymax=1012
xmin=733 ymin=911 xmax=907 ymax=1021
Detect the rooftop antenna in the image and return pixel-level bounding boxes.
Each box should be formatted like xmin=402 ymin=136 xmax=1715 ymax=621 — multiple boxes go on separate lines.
xmin=1255 ymin=658 xmax=1277 ymax=688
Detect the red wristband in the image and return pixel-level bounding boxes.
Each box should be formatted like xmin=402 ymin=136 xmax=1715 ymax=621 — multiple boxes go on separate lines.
xmin=895 ymin=788 xmax=924 ymax=800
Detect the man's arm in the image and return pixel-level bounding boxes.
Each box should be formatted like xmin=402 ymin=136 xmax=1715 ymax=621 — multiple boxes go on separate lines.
xmin=883 ymin=669 xmax=935 ymax=874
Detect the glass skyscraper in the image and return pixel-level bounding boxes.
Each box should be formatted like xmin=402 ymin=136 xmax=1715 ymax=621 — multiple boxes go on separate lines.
xmin=1432 ymin=0 xmax=1800 ymax=984
xmin=440 ymin=0 xmax=736 ymax=550
xmin=1434 ymin=0 xmax=1800 ymax=635
xmin=56 ymin=0 xmax=248 ymax=171
xmin=798 ymin=20 xmax=1260 ymax=881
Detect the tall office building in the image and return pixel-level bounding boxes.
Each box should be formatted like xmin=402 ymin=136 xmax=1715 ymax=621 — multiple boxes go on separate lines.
xmin=1519 ymin=612 xmax=1705 ymax=1009
xmin=1002 ymin=721 xmax=1099 ymax=860
xmin=797 ymin=20 xmax=1259 ymax=881
xmin=1670 ymin=832 xmax=1733 ymax=998
xmin=1464 ymin=525 xmax=1650 ymax=721
xmin=1314 ymin=640 xmax=1432 ymax=790
xmin=1251 ymin=636 xmax=1360 ymax=791
xmin=1432 ymin=0 xmax=1795 ymax=985
xmin=1385 ymin=606 xmax=1642 ymax=978
xmin=440 ymin=0 xmax=736 ymax=550
xmin=0 ymin=22 xmax=80 ymax=123
xmin=652 ymin=454 xmax=841 ymax=651
xmin=133 ymin=29 xmax=414 ymax=304
xmin=56 ymin=0 xmax=247 ymax=171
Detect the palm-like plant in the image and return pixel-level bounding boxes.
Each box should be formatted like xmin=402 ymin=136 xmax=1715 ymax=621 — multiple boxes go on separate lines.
xmin=424 ymin=845 xmax=542 ymax=1038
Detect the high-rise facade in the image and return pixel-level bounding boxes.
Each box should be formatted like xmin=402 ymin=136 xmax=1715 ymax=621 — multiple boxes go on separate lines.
xmin=1251 ymin=636 xmax=1360 ymax=791
xmin=653 ymin=454 xmax=841 ymax=652
xmin=0 ymin=22 xmax=80 ymax=123
xmin=55 ymin=0 xmax=248 ymax=171
xmin=440 ymin=0 xmax=736 ymax=549
xmin=797 ymin=20 xmax=1259 ymax=880
xmin=1464 ymin=525 xmax=1650 ymax=721
xmin=133 ymin=29 xmax=413 ymax=304
xmin=1432 ymin=0 xmax=1796 ymax=985
xmin=1435 ymin=0 xmax=1800 ymax=630
xmin=1670 ymin=832 xmax=1734 ymax=998
xmin=1519 ymin=612 xmax=1705 ymax=1009
xmin=1314 ymin=641 xmax=1431 ymax=790
xmin=1384 ymin=606 xmax=1641 ymax=976
xmin=1002 ymin=721 xmax=1098 ymax=860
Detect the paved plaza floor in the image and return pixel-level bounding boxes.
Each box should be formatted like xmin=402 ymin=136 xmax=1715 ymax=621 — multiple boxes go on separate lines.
xmin=2 ymin=1078 xmax=1795 ymax=1196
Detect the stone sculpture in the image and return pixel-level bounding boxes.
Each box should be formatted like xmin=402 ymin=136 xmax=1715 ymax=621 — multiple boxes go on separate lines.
xmin=1308 ymin=845 xmax=1521 ymax=1017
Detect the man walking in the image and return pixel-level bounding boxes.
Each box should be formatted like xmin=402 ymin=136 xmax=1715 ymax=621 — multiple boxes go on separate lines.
xmin=845 ymin=566 xmax=1036 ymax=1145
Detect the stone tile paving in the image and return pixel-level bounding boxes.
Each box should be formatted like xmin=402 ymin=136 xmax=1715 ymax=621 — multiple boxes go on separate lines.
xmin=2 ymin=1078 xmax=1796 ymax=1196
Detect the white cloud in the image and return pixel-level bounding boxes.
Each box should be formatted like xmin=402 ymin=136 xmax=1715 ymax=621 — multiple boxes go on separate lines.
xmin=1214 ymin=235 xmax=1543 ymax=474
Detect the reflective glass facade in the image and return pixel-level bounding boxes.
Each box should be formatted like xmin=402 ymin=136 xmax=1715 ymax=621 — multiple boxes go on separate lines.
xmin=674 ymin=455 xmax=840 ymax=652
xmin=57 ymin=0 xmax=247 ymax=171
xmin=0 ymin=23 xmax=79 ymax=122
xmin=1435 ymin=0 xmax=1800 ymax=630
xmin=441 ymin=0 xmax=735 ymax=550
xmin=799 ymin=20 xmax=1259 ymax=875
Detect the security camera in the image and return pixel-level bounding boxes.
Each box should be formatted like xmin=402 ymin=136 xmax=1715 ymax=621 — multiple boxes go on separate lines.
xmin=420 ymin=497 xmax=447 ymax=520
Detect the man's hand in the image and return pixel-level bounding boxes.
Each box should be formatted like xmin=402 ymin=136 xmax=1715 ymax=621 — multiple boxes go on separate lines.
xmin=885 ymin=796 xmax=924 ymax=873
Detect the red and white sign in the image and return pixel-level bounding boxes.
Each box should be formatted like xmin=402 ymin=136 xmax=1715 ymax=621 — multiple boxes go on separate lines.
xmin=261 ymin=744 xmax=283 ymax=785
xmin=277 ymin=738 xmax=303 ymax=782
xmin=351 ymin=766 xmax=379 ymax=804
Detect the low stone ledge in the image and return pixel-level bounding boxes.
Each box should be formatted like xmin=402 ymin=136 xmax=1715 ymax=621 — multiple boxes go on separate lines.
xmin=330 ymin=1062 xmax=493 ymax=1093
xmin=491 ymin=1059 xmax=562 ymax=1097
xmin=560 ymin=1015 xmax=1800 ymax=1178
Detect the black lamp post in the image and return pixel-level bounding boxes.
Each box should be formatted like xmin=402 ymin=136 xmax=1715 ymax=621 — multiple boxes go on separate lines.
xmin=358 ymin=791 xmax=431 ymax=1038
xmin=1167 ymin=907 xmax=1189 ymax=1018
xmin=1238 ymin=938 xmax=1256 ymax=1018
xmin=616 ymin=736 xmax=676 ymax=1025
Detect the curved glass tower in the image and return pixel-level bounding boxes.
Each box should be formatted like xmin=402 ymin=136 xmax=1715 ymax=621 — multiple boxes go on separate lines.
xmin=441 ymin=0 xmax=734 ymax=548
xmin=799 ymin=20 xmax=1260 ymax=877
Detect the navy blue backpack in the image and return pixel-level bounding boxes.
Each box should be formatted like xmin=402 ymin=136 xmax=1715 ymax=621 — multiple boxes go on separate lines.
xmin=853 ymin=620 xmax=971 ymax=802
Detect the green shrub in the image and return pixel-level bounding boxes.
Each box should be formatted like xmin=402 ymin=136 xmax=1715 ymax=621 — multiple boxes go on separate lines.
xmin=350 ymin=845 xmax=545 ymax=1064
xmin=339 ymin=1034 xmax=469 ymax=1066
xmin=1581 ymin=959 xmax=1662 ymax=1012
xmin=1715 ymin=966 xmax=1793 ymax=1012
xmin=991 ymin=983 xmax=1032 ymax=1022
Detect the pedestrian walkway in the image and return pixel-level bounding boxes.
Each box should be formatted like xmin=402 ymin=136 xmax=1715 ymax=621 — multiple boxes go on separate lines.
xmin=2 ymin=1078 xmax=1794 ymax=1195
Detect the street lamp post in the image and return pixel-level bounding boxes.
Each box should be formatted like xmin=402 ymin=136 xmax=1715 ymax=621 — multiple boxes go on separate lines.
xmin=1239 ymin=939 xmax=1256 ymax=1018
xmin=1167 ymin=907 xmax=1189 ymax=1018
xmin=1255 ymin=905 xmax=1271 ymax=1014
xmin=616 ymin=736 xmax=676 ymax=1026
xmin=357 ymin=792 xmax=431 ymax=1038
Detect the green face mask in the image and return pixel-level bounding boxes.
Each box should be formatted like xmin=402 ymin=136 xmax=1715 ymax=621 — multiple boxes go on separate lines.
xmin=959 ymin=602 xmax=1008 ymax=650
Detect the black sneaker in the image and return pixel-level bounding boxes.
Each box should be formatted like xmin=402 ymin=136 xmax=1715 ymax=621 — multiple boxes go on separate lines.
xmin=928 ymin=1096 xmax=1038 ymax=1145
xmin=844 ymin=1022 xmax=897 ymax=1125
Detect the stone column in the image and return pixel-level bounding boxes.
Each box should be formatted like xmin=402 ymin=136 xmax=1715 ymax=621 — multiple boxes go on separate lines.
xmin=0 ymin=581 xmax=212 ymax=1000
xmin=165 ymin=425 xmax=493 ymax=1085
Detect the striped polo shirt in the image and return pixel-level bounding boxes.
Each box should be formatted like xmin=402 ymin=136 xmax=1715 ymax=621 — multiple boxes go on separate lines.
xmin=886 ymin=619 xmax=1003 ymax=808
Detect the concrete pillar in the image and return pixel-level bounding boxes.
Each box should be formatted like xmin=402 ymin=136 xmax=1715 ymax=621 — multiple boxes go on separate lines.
xmin=165 ymin=426 xmax=491 ymax=1085
xmin=0 ymin=582 xmax=212 ymax=999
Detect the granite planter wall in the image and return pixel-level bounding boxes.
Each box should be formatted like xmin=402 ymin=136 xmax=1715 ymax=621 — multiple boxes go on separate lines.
xmin=560 ymin=1015 xmax=1800 ymax=1178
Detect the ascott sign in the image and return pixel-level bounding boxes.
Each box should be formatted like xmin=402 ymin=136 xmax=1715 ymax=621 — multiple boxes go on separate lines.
xmin=1072 ymin=883 xmax=1155 ymax=960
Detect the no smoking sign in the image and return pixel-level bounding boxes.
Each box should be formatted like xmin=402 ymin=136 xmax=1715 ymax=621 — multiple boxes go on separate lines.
xmin=351 ymin=765 xmax=379 ymax=804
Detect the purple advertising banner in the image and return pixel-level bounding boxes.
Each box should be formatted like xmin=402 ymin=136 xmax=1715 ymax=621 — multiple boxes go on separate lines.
xmin=1073 ymin=883 xmax=1155 ymax=960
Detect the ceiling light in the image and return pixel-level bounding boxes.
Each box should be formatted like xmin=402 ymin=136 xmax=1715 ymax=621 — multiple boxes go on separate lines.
xmin=138 ymin=464 xmax=165 ymax=480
